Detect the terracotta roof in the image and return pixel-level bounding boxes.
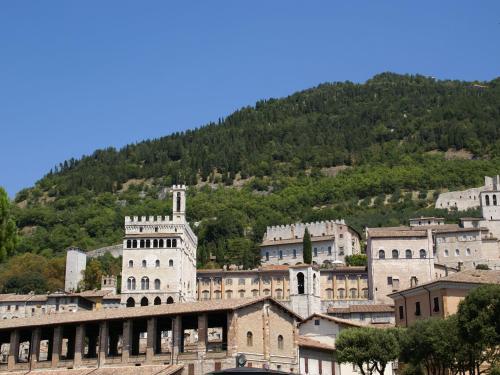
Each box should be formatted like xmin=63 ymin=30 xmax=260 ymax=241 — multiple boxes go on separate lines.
xmin=0 ymin=297 xmax=301 ymax=330
xmin=261 ymin=235 xmax=335 ymax=247
xmin=388 ymin=270 xmax=500 ymax=297
xmin=368 ymin=229 xmax=428 ymax=238
xmin=327 ymin=304 xmax=394 ymax=314
xmin=433 ymin=226 xmax=488 ymax=234
xmin=7 ymin=364 xmax=184 ymax=375
xmin=299 ymin=313 xmax=364 ymax=328
xmin=0 ymin=294 xmax=48 ymax=303
xmin=72 ymin=290 xmax=115 ymax=298
xmin=298 ymin=336 xmax=335 ymax=351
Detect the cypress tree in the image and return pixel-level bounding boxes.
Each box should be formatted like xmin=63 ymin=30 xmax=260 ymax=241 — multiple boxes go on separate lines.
xmin=303 ymin=228 xmax=312 ymax=264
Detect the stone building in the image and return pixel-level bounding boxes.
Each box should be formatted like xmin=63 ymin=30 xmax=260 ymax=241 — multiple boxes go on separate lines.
xmin=326 ymin=304 xmax=395 ymax=326
xmin=121 ymin=185 xmax=198 ymax=307
xmin=435 ymin=175 xmax=500 ymax=211
xmin=260 ymin=220 xmax=361 ymax=266
xmin=64 ymin=247 xmax=86 ymax=292
xmin=196 ymin=265 xmax=370 ymax=318
xmin=0 ymin=297 xmax=303 ymax=375
xmin=389 ymin=269 xmax=500 ymax=327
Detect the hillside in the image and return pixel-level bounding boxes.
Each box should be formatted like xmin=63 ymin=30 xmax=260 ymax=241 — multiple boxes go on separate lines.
xmin=4 ymin=72 xmax=500 ymax=291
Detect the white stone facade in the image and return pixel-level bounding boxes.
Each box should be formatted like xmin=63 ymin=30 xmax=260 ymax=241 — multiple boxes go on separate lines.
xmin=120 ymin=185 xmax=198 ymax=307
xmin=260 ymin=220 xmax=361 ymax=266
xmin=64 ymin=247 xmax=87 ymax=292
xmin=288 ymin=265 xmax=322 ymax=318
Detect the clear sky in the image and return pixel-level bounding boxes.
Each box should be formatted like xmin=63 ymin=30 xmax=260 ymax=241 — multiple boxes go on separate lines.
xmin=1 ymin=1 xmax=499 ymax=197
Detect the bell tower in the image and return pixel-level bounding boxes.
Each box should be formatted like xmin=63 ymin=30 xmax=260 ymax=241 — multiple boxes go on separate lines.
xmin=172 ymin=185 xmax=186 ymax=223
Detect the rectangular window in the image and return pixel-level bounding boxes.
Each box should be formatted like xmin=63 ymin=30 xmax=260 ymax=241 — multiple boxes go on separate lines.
xmin=314 ymin=248 xmax=318 ymax=257
xmin=339 ymin=246 xmax=344 ymax=255
xmin=305 ymin=357 xmax=308 ymax=374
xmin=399 ymin=306 xmax=404 ymax=320
xmin=189 ymin=364 xmax=195 ymax=375
xmin=415 ymin=301 xmax=421 ymax=316
xmin=387 ymin=277 xmax=393 ymax=285
xmin=238 ymin=278 xmax=246 ymax=285
xmin=328 ymin=246 xmax=332 ymax=255
xmin=433 ymin=297 xmax=440 ymax=312
xmin=392 ymin=278 xmax=400 ymax=290
xmin=339 ymin=234 xmax=344 ymax=239
xmin=314 ymin=319 xmax=320 ymax=326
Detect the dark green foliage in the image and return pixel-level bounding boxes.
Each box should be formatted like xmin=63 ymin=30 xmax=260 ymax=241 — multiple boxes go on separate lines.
xmin=475 ymin=264 xmax=490 ymax=270
xmin=3 ymin=273 xmax=48 ymax=294
xmin=303 ymin=228 xmax=312 ymax=264
xmin=0 ymin=187 xmax=18 ymax=262
xmin=345 ymin=254 xmax=368 ymax=266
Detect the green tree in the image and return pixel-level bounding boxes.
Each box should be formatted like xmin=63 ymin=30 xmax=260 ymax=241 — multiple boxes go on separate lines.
xmin=345 ymin=254 xmax=368 ymax=266
xmin=80 ymin=259 xmax=103 ymax=290
xmin=336 ymin=327 xmax=399 ymax=375
xmin=303 ymin=228 xmax=312 ymax=264
xmin=457 ymin=284 xmax=500 ymax=374
xmin=0 ymin=187 xmax=18 ymax=262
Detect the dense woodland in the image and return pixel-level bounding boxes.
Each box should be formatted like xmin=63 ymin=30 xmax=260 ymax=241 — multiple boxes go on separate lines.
xmin=2 ymin=73 xmax=500 ymax=292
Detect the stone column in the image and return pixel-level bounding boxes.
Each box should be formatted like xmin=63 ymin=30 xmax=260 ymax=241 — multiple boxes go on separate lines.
xmin=29 ymin=328 xmax=41 ymax=369
xmin=122 ymin=320 xmax=132 ymax=364
xmin=197 ymin=278 xmax=202 ymax=301
xmin=332 ymin=273 xmax=336 ymax=300
xmin=259 ymin=276 xmax=263 ymax=296
xmin=146 ymin=317 xmax=157 ymax=363
xmin=271 ymin=276 xmax=275 ymax=298
xmin=51 ymin=326 xmax=63 ymax=367
xmin=73 ymin=324 xmax=84 ymax=367
xmin=98 ymin=321 xmax=108 ymax=366
xmin=209 ymin=277 xmax=214 ymax=300
xmin=357 ymin=275 xmax=361 ymax=299
xmin=7 ymin=329 xmax=19 ymax=370
xmin=283 ymin=276 xmax=287 ymax=299
xmin=262 ymin=301 xmax=270 ymax=362
xmin=220 ymin=277 xmax=225 ymax=299
xmin=172 ymin=315 xmax=182 ymax=361
xmin=344 ymin=275 xmax=348 ymax=299
xmin=197 ymin=314 xmax=207 ymax=359
xmin=226 ymin=311 xmax=238 ymax=357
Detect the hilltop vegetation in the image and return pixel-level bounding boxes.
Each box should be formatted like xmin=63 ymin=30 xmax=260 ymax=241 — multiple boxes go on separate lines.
xmin=2 ymin=73 xmax=500 ymax=291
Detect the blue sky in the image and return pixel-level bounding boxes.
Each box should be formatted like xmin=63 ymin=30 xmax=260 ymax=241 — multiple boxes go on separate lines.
xmin=1 ymin=1 xmax=499 ymax=197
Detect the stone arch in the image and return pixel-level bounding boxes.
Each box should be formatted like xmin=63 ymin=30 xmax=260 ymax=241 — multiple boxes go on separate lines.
xmin=140 ymin=297 xmax=149 ymax=306
xmin=154 ymin=297 xmax=161 ymax=305
xmin=166 ymin=296 xmax=174 ymax=304
xmin=126 ymin=297 xmax=135 ymax=307
xmin=297 ymin=272 xmax=305 ymax=295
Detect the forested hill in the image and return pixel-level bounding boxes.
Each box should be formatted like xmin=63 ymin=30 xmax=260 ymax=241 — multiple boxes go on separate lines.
xmin=5 ymin=72 xmax=500 ymax=291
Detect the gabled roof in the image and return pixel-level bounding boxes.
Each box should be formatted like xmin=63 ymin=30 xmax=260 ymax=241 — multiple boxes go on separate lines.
xmin=327 ymin=304 xmax=394 ymax=314
xmin=298 ymin=313 xmax=364 ymax=328
xmin=0 ymin=297 xmax=301 ymax=330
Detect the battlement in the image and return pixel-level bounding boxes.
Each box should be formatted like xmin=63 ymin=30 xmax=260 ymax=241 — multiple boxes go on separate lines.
xmin=264 ymin=220 xmax=348 ymax=241
xmin=125 ymin=215 xmax=172 ymax=224
xmin=172 ymin=184 xmax=187 ymax=190
xmin=66 ymin=246 xmax=86 ymax=254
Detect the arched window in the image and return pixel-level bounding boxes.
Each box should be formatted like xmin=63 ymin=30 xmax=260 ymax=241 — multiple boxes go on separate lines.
xmin=405 ymin=250 xmax=412 ymax=259
xmin=155 ymin=259 xmax=160 ymax=268
xmin=455 ymin=249 xmax=460 ymax=256
xmin=126 ymin=297 xmax=135 ymax=307
xmin=419 ymin=249 xmax=426 ymax=259
xmin=494 ymin=195 xmax=497 ymax=206
xmin=128 ymin=260 xmax=134 ymax=268
xmin=202 ymin=290 xmax=209 ymax=300
xmin=252 ymin=289 xmax=259 ymax=297
xmin=466 ymin=248 xmax=471 ymax=256
xmin=444 ymin=249 xmax=449 ymax=257
xmin=127 ymin=277 xmax=136 ymax=290
xmin=140 ymin=239 xmax=145 ymax=248
xmin=486 ymin=195 xmax=490 ymax=206
xmin=326 ymin=288 xmax=333 ymax=299
xmin=154 ymin=297 xmax=161 ymax=305
xmin=141 ymin=277 xmax=149 ymax=290
xmin=297 ymin=272 xmax=305 ymax=295
xmin=379 ymin=250 xmax=385 ymax=259
xmin=279 ymin=250 xmax=283 ymax=260
xmin=276 ymin=289 xmax=283 ymax=299
xmin=132 ymin=240 xmax=137 ymax=248
xmin=142 ymin=260 xmax=147 ymax=268
xmin=146 ymin=239 xmax=151 ymax=248
xmin=214 ymin=290 xmax=221 ymax=300
xmin=338 ymin=288 xmax=345 ymax=299
xmin=172 ymin=239 xmax=177 ymax=247
xmin=247 ymin=332 xmax=253 ymax=347
xmin=263 ymin=289 xmax=270 ymax=296
xmin=153 ymin=239 xmax=158 ymax=248
xmin=166 ymin=297 xmax=174 ymax=304
xmin=167 ymin=239 xmax=172 ymax=247
xmin=350 ymin=288 xmax=357 ymax=298
xmin=277 ymin=335 xmax=284 ymax=350
xmin=392 ymin=249 xmax=399 ymax=259
xmin=159 ymin=239 xmax=164 ymax=248
xmin=126 ymin=240 xmax=131 ymax=248
xmin=140 ymin=297 xmax=148 ymax=306
xmin=169 ymin=259 xmax=174 ymax=267
xmin=154 ymin=279 xmax=161 ymax=290
xmin=226 ymin=290 xmax=233 ymax=299
xmin=362 ymin=288 xmax=368 ymax=298
xmin=313 ymin=274 xmax=317 ymax=295
xmin=239 ymin=290 xmax=245 ymax=298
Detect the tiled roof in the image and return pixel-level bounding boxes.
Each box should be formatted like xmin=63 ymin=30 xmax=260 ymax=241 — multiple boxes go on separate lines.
xmin=125 ymin=233 xmax=179 ymax=238
xmin=0 ymin=294 xmax=48 ymax=302
xmin=368 ymin=229 xmax=428 ymax=238
xmin=388 ymin=270 xmax=500 ymax=297
xmin=298 ymin=336 xmax=335 ymax=351
xmin=299 ymin=313 xmax=364 ymax=328
xmin=327 ymin=304 xmax=394 ymax=314
xmin=0 ymin=297 xmax=300 ymax=330
xmin=72 ymin=290 xmax=115 ymax=298
xmin=7 ymin=364 xmax=184 ymax=375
